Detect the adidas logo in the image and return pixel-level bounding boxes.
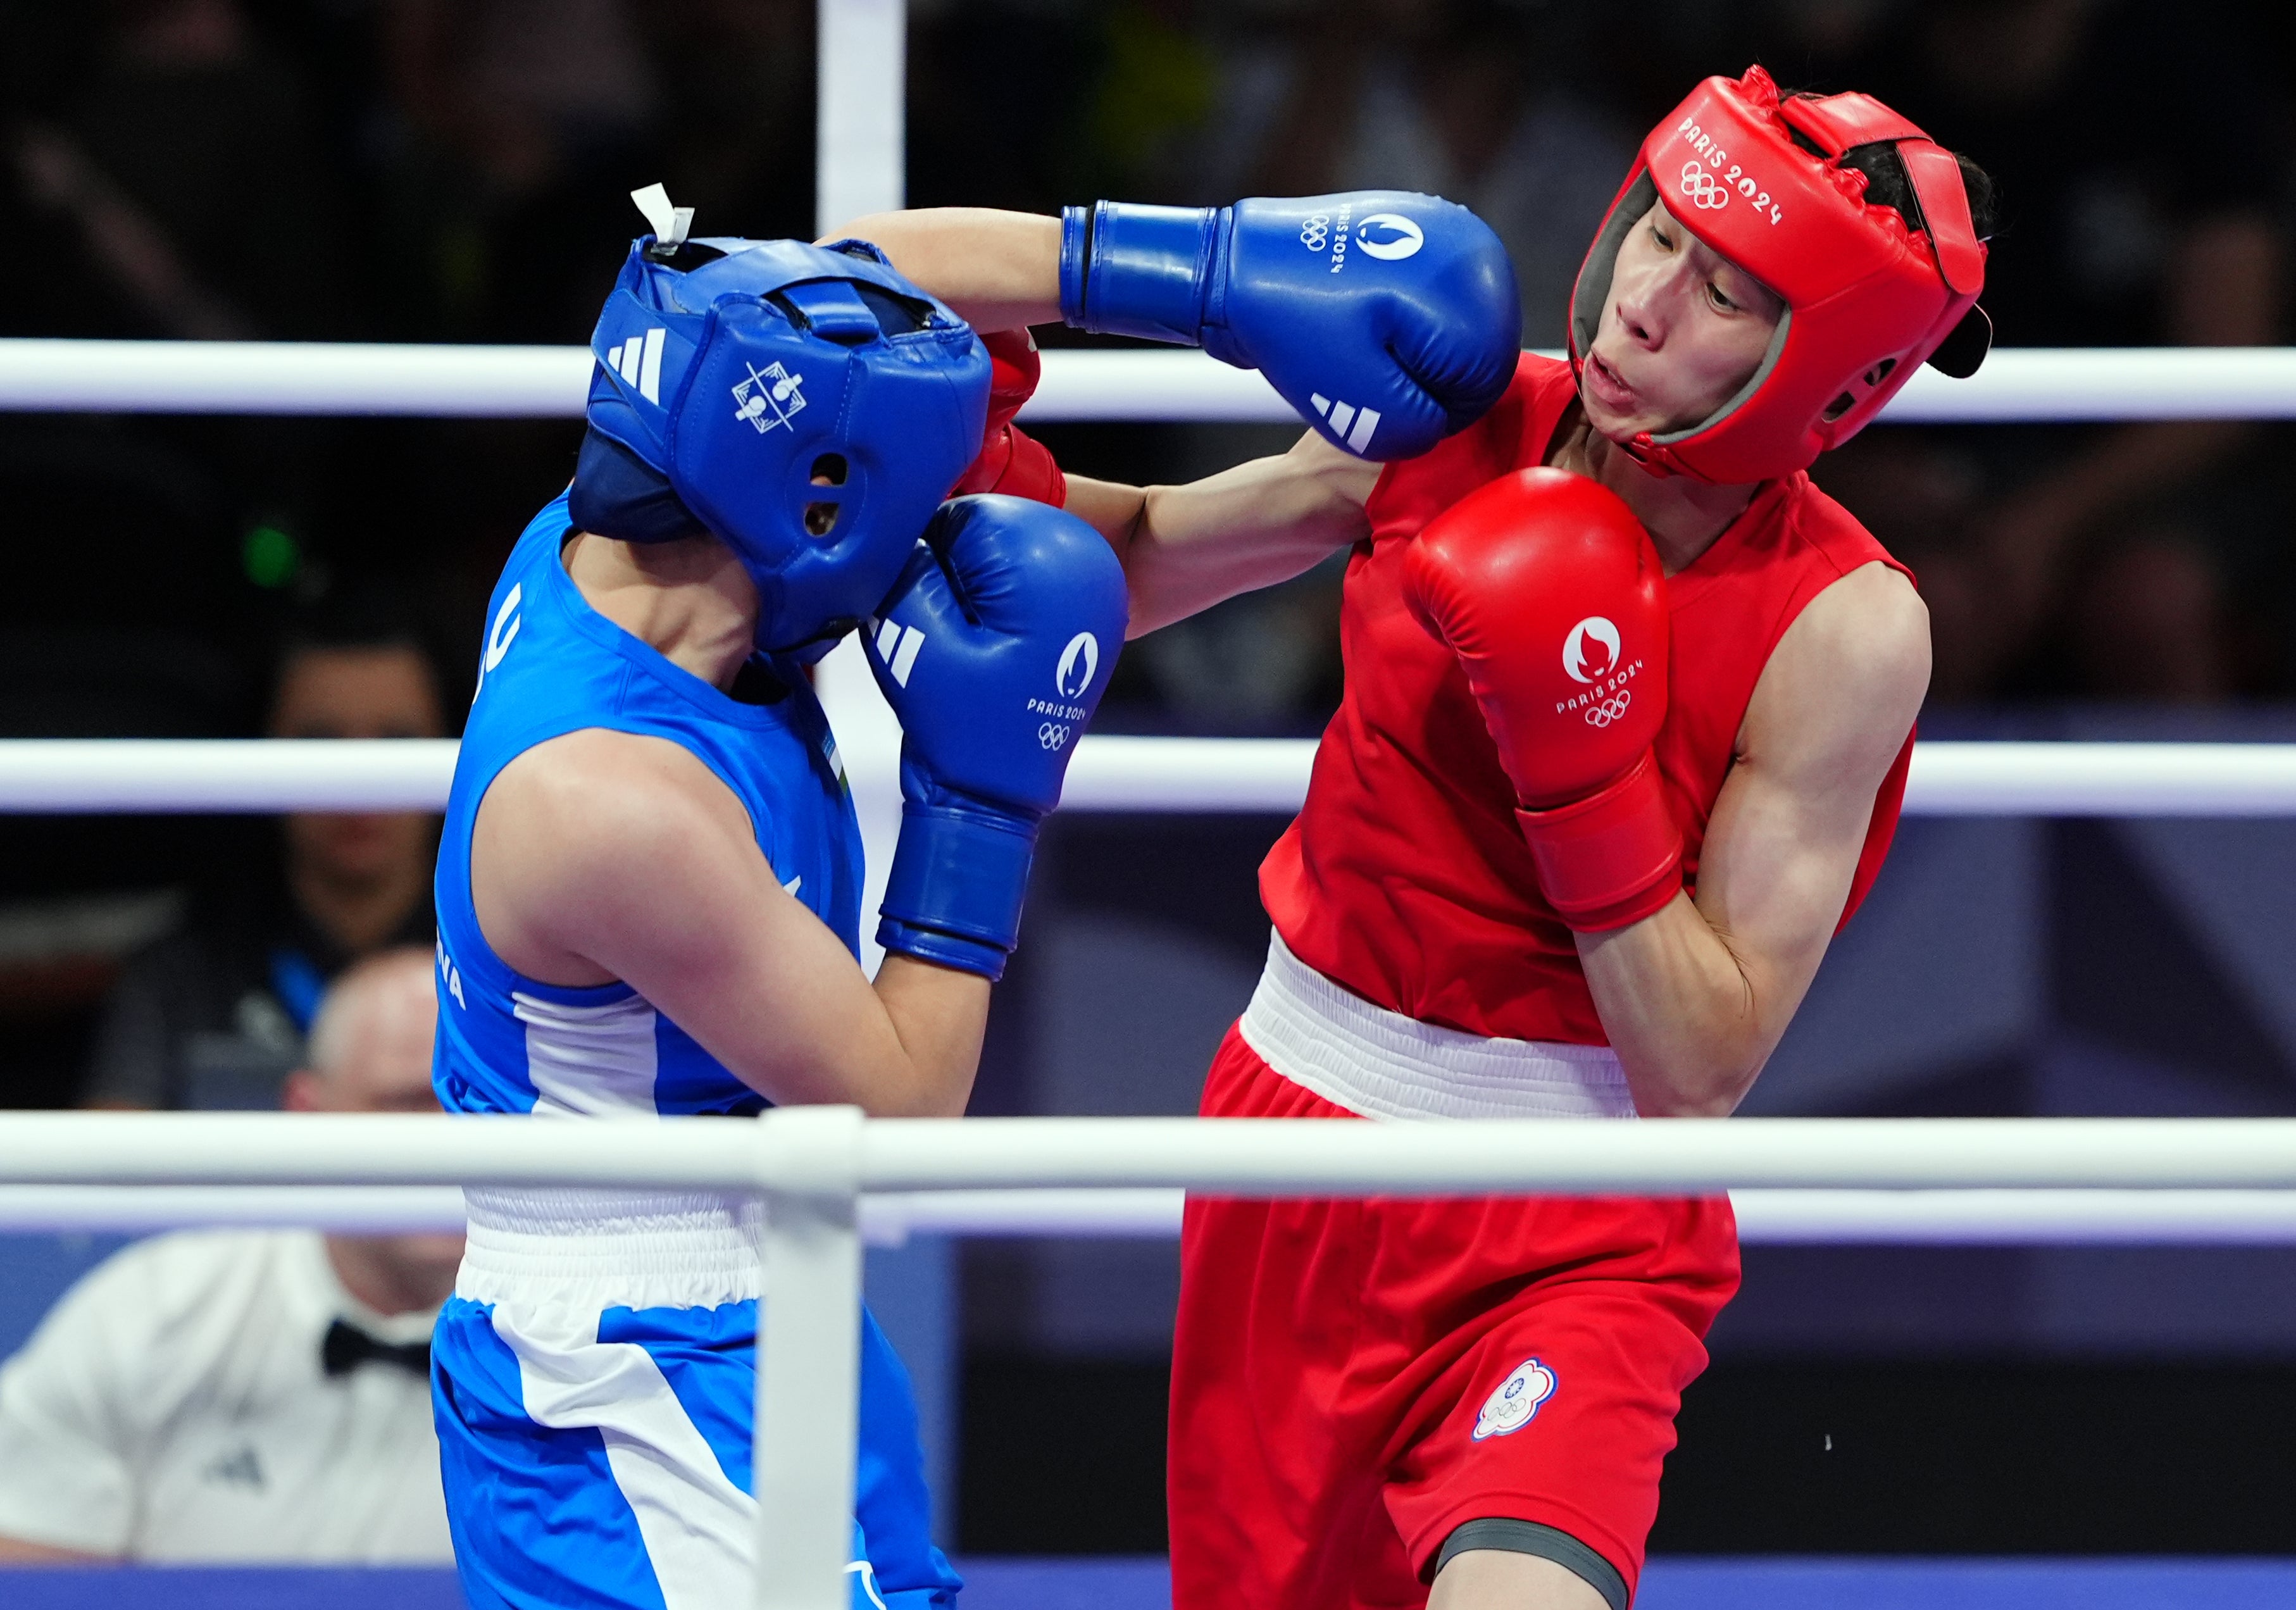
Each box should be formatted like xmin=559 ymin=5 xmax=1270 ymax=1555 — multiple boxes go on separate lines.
xmin=1311 ymin=394 xmax=1383 ymax=455
xmin=874 ymin=619 xmax=927 ymax=687
xmin=605 ymin=328 xmax=667 ymax=404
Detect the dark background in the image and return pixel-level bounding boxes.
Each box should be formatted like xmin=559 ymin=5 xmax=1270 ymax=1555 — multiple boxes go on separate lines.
xmin=7 ymin=0 xmax=2296 ymax=1559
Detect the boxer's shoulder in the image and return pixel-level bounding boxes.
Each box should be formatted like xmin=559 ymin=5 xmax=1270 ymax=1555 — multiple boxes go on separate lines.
xmin=1364 ymin=353 xmax=1573 ymax=537
xmin=1743 ymin=477 xmax=1926 ymax=706
xmin=1743 ymin=559 xmax=1928 ymax=785
xmin=482 ymin=728 xmax=752 ymax=869
xmin=1766 ymin=471 xmax=1904 ymax=577
xmin=474 ymin=729 xmax=758 ymax=929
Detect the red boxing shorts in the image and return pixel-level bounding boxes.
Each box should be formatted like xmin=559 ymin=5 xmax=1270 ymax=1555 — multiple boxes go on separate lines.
xmin=1168 ymin=937 xmax=1740 ymax=1609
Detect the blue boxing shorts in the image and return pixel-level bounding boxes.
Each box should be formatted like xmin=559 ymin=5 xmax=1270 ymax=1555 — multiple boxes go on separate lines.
xmin=432 ymin=1189 xmax=959 ymax=1610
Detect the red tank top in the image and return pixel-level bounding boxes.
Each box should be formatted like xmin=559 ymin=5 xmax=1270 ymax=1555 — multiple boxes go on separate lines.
xmin=1261 ymin=354 xmax=1914 ymax=1045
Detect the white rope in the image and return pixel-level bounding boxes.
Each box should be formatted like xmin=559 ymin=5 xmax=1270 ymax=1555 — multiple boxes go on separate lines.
xmin=1902 ymin=741 xmax=2296 ymax=815
xmin=852 ymin=1114 xmax=2296 ymax=1194
xmin=1028 ymin=346 xmax=2296 ymax=425
xmin=7 ymin=1183 xmax=2296 ymax=1246
xmin=4 ymin=1111 xmax=2296 ymax=1194
xmin=0 ymin=740 xmax=463 ymax=812
xmin=4 ymin=340 xmax=2296 ymax=421
xmin=19 ymin=1113 xmax=2288 ymax=1610
xmin=865 ymin=1187 xmax=2296 ymax=1247
xmin=2 ymin=739 xmax=2295 ymax=816
xmin=814 ymin=0 xmax=906 ymax=234
xmin=1729 ymin=1189 xmax=2296 ymax=1245
xmin=0 ymin=1185 xmax=471 ymax=1234
xmin=0 ymin=340 xmax=592 ymax=416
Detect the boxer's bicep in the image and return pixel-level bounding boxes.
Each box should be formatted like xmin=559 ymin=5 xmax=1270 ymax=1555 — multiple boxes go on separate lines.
xmin=473 ymin=732 xmax=927 ymax=1110
xmin=1576 ymin=571 xmax=1923 ymax=1113
xmin=1700 ymin=565 xmax=1930 ymax=1011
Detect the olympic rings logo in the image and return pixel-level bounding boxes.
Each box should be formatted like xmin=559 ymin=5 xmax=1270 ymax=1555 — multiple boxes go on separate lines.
xmin=1039 ymin=723 xmax=1072 ymax=751
xmin=1299 ymin=214 xmax=1332 ymax=251
xmin=1583 ymin=692 xmax=1633 ymax=728
xmin=1679 ymin=160 xmax=1731 ymax=211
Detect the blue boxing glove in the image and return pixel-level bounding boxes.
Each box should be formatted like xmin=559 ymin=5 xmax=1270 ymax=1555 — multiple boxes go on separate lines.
xmin=865 ymin=495 xmax=1130 ymax=979
xmin=1060 ymin=192 xmax=1521 ymax=461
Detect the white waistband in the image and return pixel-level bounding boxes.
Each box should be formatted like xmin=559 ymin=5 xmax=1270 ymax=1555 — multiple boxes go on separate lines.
xmin=1238 ymin=930 xmax=1636 ymax=1121
xmin=456 ymin=1187 xmax=761 ymax=1313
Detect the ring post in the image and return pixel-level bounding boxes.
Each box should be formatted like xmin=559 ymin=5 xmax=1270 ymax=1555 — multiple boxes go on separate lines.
xmin=754 ymin=1104 xmax=868 ymax=1610
xmin=811 ymin=0 xmax=911 ymax=975
xmin=816 ymin=0 xmax=907 ymax=235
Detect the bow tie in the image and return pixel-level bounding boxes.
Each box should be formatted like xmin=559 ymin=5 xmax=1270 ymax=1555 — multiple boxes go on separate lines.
xmin=322 ymin=1318 xmax=431 ymax=1380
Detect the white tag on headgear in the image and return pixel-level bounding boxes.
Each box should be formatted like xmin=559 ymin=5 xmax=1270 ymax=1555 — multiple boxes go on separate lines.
xmin=630 ymin=183 xmax=694 ymax=249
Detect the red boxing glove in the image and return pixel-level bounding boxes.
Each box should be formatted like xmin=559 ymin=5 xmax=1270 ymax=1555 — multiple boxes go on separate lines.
xmin=1403 ymin=467 xmax=1681 ymax=931
xmin=951 ymin=327 xmax=1067 ymax=506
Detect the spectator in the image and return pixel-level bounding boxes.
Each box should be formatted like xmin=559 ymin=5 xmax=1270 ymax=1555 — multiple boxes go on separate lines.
xmin=84 ymin=590 xmax=445 ymax=1110
xmin=0 ymin=948 xmax=459 ymax=1563
xmin=1841 ymin=0 xmax=2285 ymax=700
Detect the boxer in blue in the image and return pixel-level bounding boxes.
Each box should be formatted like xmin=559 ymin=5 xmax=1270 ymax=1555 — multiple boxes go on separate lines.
xmin=425 ymin=173 xmax=1513 ymax=1608
xmin=425 ymin=201 xmax=1128 ymax=1610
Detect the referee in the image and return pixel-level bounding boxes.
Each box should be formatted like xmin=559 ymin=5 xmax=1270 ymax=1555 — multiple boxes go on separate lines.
xmin=0 ymin=947 xmax=459 ymax=1563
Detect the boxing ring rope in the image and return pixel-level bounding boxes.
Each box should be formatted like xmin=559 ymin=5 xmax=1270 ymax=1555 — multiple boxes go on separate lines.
xmin=4 ymin=736 xmax=2296 ymax=816
xmin=13 ymin=1182 xmax=2296 ymax=1247
xmin=3 ymin=1109 xmax=2296 ymax=1607
xmin=7 ymin=339 xmax=2296 ymax=421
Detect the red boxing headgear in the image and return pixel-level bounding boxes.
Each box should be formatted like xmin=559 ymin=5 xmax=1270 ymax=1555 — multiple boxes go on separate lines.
xmin=1568 ymin=65 xmax=1989 ymax=485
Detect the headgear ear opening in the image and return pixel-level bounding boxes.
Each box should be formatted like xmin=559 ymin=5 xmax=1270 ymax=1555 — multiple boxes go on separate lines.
xmin=571 ymin=188 xmax=992 ymax=656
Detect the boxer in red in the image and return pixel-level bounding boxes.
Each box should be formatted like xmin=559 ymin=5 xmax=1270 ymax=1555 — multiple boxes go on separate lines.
xmin=841 ymin=63 xmax=1990 ymax=1610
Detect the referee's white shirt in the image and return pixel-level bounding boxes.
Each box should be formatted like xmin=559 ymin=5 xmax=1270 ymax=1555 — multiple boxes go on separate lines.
xmin=0 ymin=1228 xmax=451 ymax=1561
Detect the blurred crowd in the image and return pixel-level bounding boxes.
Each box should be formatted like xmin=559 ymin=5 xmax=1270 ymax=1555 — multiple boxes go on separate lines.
xmin=0 ymin=0 xmax=2290 ymax=1112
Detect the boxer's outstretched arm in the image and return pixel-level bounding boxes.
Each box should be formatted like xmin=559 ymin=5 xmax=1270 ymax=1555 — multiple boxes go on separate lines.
xmin=1066 ymin=430 xmax=1378 ymax=637
xmin=471 ymin=730 xmax=987 ymax=1118
xmin=1576 ymin=563 xmax=1930 ymax=1117
xmin=831 ymin=208 xmax=1062 ymax=333
xmin=844 ymin=198 xmax=1517 ymax=466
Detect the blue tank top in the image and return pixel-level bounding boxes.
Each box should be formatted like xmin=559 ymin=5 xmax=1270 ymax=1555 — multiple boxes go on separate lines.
xmin=432 ymin=494 xmax=864 ymax=1118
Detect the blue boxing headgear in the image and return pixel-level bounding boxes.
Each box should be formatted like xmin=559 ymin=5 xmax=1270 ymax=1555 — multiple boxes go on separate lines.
xmin=571 ymin=205 xmax=991 ymax=656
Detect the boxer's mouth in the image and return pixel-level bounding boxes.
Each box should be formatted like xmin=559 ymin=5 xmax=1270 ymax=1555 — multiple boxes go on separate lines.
xmin=1585 ymin=351 xmax=1637 ymax=409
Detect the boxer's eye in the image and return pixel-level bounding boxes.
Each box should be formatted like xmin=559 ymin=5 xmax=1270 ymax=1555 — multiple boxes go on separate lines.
xmin=804 ymin=455 xmax=848 ymax=535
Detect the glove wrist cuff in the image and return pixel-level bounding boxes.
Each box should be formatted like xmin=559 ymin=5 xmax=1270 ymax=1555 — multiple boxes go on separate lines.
xmin=1059 ymin=201 xmax=1218 ymax=344
xmin=1058 ymin=204 xmax=1092 ymax=328
xmin=876 ymin=920 xmax=1011 ymax=982
xmin=876 ymin=803 xmax=1042 ymax=980
xmin=1514 ymin=752 xmax=1683 ymax=933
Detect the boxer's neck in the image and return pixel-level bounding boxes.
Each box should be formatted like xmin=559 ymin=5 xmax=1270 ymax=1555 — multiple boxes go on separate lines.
xmin=563 ymin=530 xmax=758 ymax=690
xmin=1554 ymin=410 xmax=1760 ymax=576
